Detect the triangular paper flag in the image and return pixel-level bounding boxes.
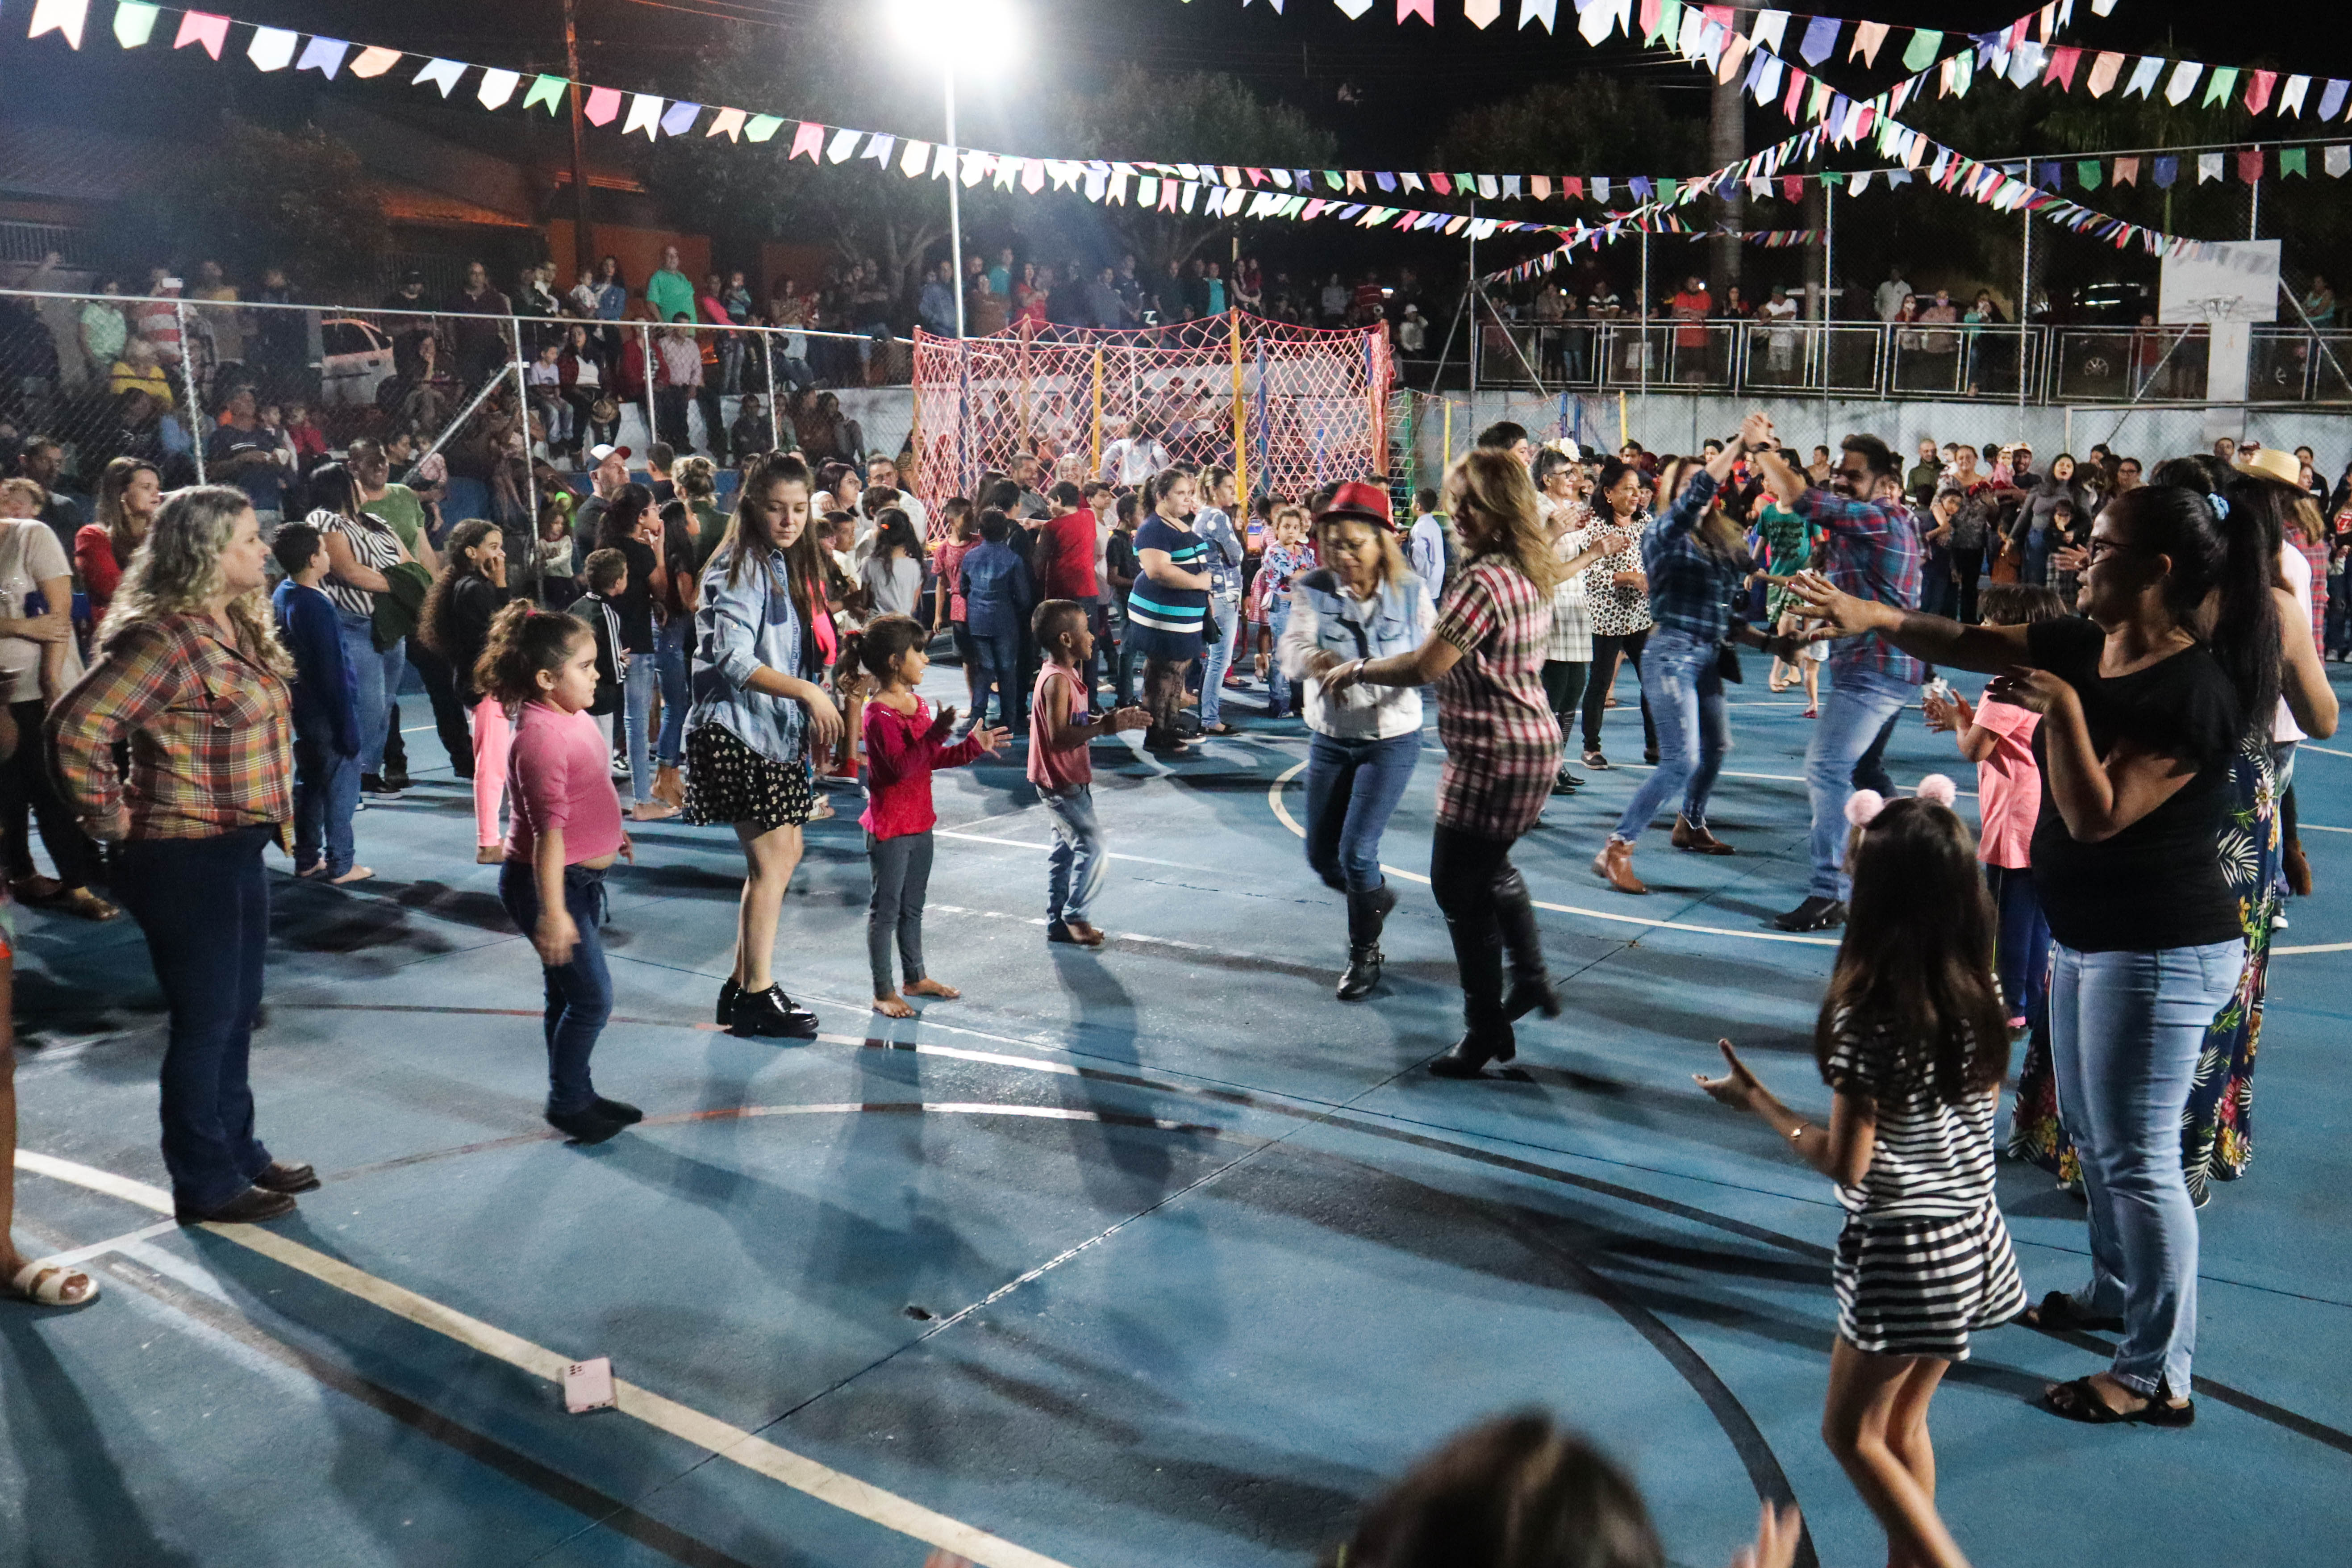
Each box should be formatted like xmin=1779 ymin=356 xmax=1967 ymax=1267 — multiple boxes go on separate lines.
xmin=298 ymin=36 xmax=350 ymax=78
xmin=1332 ymin=0 xmax=1372 ymax=19
xmin=2322 ymin=79 xmax=2350 ymax=120
xmin=113 ymin=2 xmax=158 ymax=47
xmin=1849 ymin=21 xmax=1887 ymax=67
xmin=2201 ymin=67 xmax=2238 ymax=108
xmin=2165 ymin=61 xmax=2202 ymax=106
xmin=2326 ymin=145 xmax=2349 ymax=177
xmin=2124 ymin=55 xmax=2161 ymax=98
xmin=2281 ymin=147 xmax=2307 ymax=178
xmin=2086 ymin=51 xmax=2122 ymax=97
xmin=524 ymin=74 xmax=567 ymax=113
xmin=2244 ymin=70 xmax=2276 ymax=114
xmin=413 ymin=58 xmax=466 ymax=97
xmin=2076 ymin=160 xmax=2101 ymax=190
xmin=744 ymin=114 xmax=784 ymax=142
xmin=706 ymin=107 xmax=746 ymax=140
xmin=2281 ymin=75 xmax=2310 ymax=116
xmin=2237 ymin=148 xmax=2264 ymax=182
xmin=350 ymin=45 xmax=401 ymax=77
xmin=861 ymin=132 xmax=896 ymax=163
xmin=825 ymin=126 xmax=861 ymax=162
xmin=789 ymin=121 xmax=826 ymax=162
xmin=1518 ymin=0 xmax=1556 ymax=29
xmin=2153 ymin=155 xmax=2177 ymax=188
xmin=476 ymin=68 xmax=521 ymax=110
xmin=2197 ymin=152 xmax=2222 ymax=183
xmin=30 ymin=0 xmax=92 ymax=50
xmin=1797 ymin=15 xmax=1837 ymax=65
xmin=1464 ymin=0 xmax=1501 ymax=24
xmin=1023 ymin=158 xmax=1046 ymax=193
xmin=660 ymin=101 xmax=700 ymax=136
xmin=172 ymin=10 xmax=229 ymax=58
xmin=580 ymin=86 xmax=622 ymax=126
xmin=901 ymin=139 xmax=930 ymax=175
xmin=1782 ymin=67 xmax=1806 ymax=119
xmin=246 ymin=25 xmax=297 ymax=71
xmin=2044 ymin=46 xmax=2079 ymax=90
xmin=1750 ymin=8 xmax=1785 ymax=51
xmin=931 ymin=144 xmax=955 ymax=179
xmin=1577 ymin=0 xmax=1614 ymax=46
xmin=1716 ymin=33 xmax=1748 ymax=84
xmin=1399 ymin=0 xmax=1434 ymax=20
xmin=2113 ymin=156 xmax=2139 ymax=186
xmin=1902 ymin=29 xmax=1941 ymax=73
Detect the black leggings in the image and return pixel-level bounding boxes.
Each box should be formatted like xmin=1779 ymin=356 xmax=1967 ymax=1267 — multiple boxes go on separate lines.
xmin=1952 ymin=548 xmax=1985 ymax=624
xmin=1541 ymin=659 xmax=1588 ymax=768
xmin=1430 ymin=824 xmax=1542 ymax=1038
xmin=1582 ymin=629 xmax=1656 ymax=756
xmin=2 ymin=697 xmax=102 ymax=890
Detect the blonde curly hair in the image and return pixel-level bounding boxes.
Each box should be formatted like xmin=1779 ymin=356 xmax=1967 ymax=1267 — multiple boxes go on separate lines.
xmin=1444 ymin=449 xmax=1563 ymax=597
xmin=98 ymin=484 xmax=292 ymax=677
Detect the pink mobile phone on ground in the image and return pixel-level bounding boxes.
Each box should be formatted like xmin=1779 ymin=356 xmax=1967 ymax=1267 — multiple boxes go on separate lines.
xmin=564 ymin=1357 xmax=616 ymax=1414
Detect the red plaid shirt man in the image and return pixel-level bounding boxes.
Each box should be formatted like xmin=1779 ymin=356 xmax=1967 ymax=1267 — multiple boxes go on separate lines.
xmin=50 ymin=614 xmax=293 ymax=841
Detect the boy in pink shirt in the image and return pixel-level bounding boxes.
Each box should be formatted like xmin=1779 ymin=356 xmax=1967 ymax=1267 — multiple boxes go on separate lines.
xmin=1028 ymin=600 xmax=1149 ymax=947
xmin=1925 ymin=583 xmax=2064 ymax=1027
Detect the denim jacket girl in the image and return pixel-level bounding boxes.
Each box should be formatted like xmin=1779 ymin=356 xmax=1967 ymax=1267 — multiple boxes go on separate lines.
xmin=1279 ymin=567 xmax=1435 ymax=741
xmin=689 ymin=546 xmax=808 ymax=765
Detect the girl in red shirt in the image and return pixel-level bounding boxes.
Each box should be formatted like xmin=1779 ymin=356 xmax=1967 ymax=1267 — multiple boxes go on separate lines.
xmin=844 ymin=614 xmax=1005 ymax=1017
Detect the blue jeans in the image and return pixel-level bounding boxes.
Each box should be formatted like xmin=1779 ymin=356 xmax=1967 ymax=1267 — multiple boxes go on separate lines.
xmin=621 ymin=651 xmax=656 ymax=804
xmin=1611 ymin=629 xmax=1728 ymax=842
xmin=1265 ymin=600 xmax=1294 ymax=714
xmin=972 ymin=629 xmax=1023 ymax=726
xmin=114 ymin=827 xmax=275 ymax=1212
xmin=1304 ymin=730 xmax=1420 ymax=893
xmin=497 ymin=859 xmax=615 ymax=1117
xmin=1112 ymin=606 xmax=1142 ymax=707
xmin=2046 ymin=939 xmax=2241 ymax=1396
xmin=1039 ymin=784 xmax=1105 ymax=925
xmin=1988 ymin=864 xmax=2051 ymax=1025
xmin=336 ymin=610 xmax=405 ymax=775
xmin=653 ymin=614 xmax=690 ymax=766
xmin=1803 ymin=664 xmax=1916 ymax=899
xmin=292 ymin=733 xmax=360 ymax=876
xmin=1199 ymin=595 xmax=1242 ymax=724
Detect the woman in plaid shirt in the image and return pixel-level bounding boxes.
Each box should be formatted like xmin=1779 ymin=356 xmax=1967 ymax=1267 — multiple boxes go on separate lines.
xmin=1323 ymin=450 xmax=1565 ymax=1080
xmin=50 ymin=487 xmax=319 ymax=1226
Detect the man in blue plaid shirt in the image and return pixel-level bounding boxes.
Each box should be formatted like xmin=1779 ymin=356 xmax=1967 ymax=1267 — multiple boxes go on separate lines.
xmin=1752 ymin=429 xmax=1923 ymax=930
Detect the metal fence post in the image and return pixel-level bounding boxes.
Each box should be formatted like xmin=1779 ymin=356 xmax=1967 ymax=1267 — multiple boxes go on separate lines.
xmin=763 ymin=324 xmax=781 ymax=455
xmin=510 ymin=316 xmax=541 ymax=601
xmin=175 ymin=296 xmax=205 ymax=484
xmin=639 ymin=321 xmax=657 ymax=455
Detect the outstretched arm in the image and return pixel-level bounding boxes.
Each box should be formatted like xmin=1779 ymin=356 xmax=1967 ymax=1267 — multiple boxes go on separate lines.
xmin=1784 ymin=571 xmax=2032 ymax=674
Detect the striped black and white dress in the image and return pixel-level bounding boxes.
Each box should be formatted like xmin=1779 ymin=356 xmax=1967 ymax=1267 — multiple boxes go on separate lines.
xmin=1824 ymin=1014 xmax=2026 ymax=1361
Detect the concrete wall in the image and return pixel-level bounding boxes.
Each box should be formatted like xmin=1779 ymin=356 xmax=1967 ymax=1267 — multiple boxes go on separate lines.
xmin=1406 ymin=390 xmax=2352 ymax=482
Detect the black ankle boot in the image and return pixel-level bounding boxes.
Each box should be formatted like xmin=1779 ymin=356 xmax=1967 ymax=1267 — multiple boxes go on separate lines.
xmin=1493 ymin=869 xmax=1560 ymax=1022
xmin=716 ymin=977 xmax=740 ymax=1026
xmin=729 ymin=984 xmax=819 ymax=1040
xmin=1336 ymin=884 xmax=1397 ymax=1002
xmin=1429 ymin=1021 xmax=1517 ymax=1078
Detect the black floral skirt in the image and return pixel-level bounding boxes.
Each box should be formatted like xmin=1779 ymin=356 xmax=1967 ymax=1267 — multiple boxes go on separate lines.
xmin=684 ymin=722 xmax=811 ymax=832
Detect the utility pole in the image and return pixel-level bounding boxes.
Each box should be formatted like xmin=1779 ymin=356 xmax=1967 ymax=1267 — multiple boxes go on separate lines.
xmin=564 ymin=0 xmax=594 ymax=276
xmin=1709 ymin=73 xmax=1744 ymax=303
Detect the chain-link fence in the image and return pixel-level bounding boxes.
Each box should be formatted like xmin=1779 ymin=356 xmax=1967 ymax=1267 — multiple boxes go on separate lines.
xmin=0 ymin=284 xmax=915 ymax=517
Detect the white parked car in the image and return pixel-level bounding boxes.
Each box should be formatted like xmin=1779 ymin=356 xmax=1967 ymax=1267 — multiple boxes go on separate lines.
xmin=317 ymin=316 xmax=396 ymax=407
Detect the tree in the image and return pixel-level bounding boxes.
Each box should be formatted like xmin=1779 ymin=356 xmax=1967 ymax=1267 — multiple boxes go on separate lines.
xmin=159 ymin=118 xmax=388 ymax=296
xmin=1432 ymin=77 xmax=1707 ymax=189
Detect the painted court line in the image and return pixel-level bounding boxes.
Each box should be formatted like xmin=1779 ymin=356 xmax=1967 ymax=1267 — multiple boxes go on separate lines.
xmin=12 ymin=1150 xmax=1072 ymax=1568
xmin=28 ymin=1217 xmax=182 ymax=1270
xmin=1265 ymin=764 xmax=1838 ymax=948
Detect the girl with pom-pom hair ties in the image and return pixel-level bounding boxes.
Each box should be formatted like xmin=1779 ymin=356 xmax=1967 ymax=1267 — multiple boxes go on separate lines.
xmin=1697 ymin=777 xmax=2021 ymax=1568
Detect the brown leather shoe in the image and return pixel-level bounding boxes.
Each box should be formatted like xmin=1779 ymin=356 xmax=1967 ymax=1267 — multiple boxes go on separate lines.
xmin=253 ymin=1160 xmax=321 ymax=1195
xmin=1672 ymin=816 xmax=1737 ymax=855
xmin=1592 ymin=838 xmax=1648 ymax=895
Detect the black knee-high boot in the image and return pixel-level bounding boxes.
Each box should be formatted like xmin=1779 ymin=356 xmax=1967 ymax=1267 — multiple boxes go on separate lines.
xmin=1493 ymin=867 xmax=1560 ymax=1022
xmin=1338 ymin=882 xmax=1397 ymax=1001
xmin=1430 ymin=901 xmax=1514 ymax=1076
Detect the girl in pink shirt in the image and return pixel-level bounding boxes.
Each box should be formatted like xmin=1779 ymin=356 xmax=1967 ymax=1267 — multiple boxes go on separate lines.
xmin=1924 ymin=583 xmax=2064 ymax=1028
xmin=482 ymin=602 xmax=638 ymax=1145
xmin=843 ymin=615 xmax=1005 ymax=1018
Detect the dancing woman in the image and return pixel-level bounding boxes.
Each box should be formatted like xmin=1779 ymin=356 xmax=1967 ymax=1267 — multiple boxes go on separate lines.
xmin=1789 ymin=481 xmax=2306 ymax=1426
xmin=1278 ymin=483 xmax=1435 ymax=1001
xmin=1323 ymin=450 xmax=1562 ymax=1077
xmin=50 ymin=487 xmax=317 ymax=1224
xmin=1576 ymin=457 xmax=1659 ymax=770
xmin=686 ymin=452 xmax=844 ymax=1039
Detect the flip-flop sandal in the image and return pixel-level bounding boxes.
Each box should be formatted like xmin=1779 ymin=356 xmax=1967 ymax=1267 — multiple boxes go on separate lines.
xmin=8 ymin=1260 xmax=100 ymax=1308
xmin=2036 ymin=1376 xmax=2194 ymax=1428
xmin=2021 ymin=1289 xmax=2123 ymax=1334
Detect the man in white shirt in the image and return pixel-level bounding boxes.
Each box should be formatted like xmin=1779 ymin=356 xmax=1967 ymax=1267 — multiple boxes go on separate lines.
xmin=1098 ymin=420 xmax=1170 ymax=488
xmin=1407 ymin=486 xmax=1447 ymax=603
xmin=1874 ymin=265 xmax=1913 ymax=324
xmin=1760 ymin=286 xmax=1800 ymax=373
xmin=862 ymin=452 xmax=926 ymax=538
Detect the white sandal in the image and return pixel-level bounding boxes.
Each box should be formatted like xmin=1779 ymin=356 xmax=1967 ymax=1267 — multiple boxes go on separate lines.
xmin=8 ymin=1259 xmax=100 ymax=1308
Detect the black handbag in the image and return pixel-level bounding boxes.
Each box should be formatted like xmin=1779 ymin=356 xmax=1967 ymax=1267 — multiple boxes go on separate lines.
xmin=1716 ymin=639 xmax=1744 ymax=684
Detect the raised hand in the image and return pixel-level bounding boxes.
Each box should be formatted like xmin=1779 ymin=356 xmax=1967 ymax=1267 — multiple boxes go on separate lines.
xmin=1694 ymin=1039 xmax=1766 ymax=1112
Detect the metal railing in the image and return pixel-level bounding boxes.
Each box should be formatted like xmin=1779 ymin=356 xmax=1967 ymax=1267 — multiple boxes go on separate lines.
xmin=0 ymin=284 xmax=915 ymax=506
xmin=1440 ymin=317 xmax=2352 ymax=408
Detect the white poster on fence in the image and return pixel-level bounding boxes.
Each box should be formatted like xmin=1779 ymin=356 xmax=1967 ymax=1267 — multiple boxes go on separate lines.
xmin=2159 ymin=239 xmax=2280 ymax=325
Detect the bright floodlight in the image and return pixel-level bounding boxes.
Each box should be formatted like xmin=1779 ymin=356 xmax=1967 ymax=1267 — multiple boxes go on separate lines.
xmin=888 ymin=0 xmax=1020 ymax=56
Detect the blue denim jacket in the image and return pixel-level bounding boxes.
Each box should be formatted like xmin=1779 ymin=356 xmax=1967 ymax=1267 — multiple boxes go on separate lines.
xmin=689 ymin=545 xmax=807 ymax=766
xmin=960 ymin=540 xmax=1034 ymax=642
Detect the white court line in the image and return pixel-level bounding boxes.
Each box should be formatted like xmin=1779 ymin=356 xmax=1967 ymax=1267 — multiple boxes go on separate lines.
xmin=12 ymin=1150 xmax=1072 ymax=1568
xmin=2302 ymin=824 xmax=2352 ymax=834
xmin=2300 ymin=743 xmax=2352 ymax=759
xmin=934 ymin=829 xmax=1197 ymax=869
xmin=1264 ymin=764 xmax=1838 ymax=948
xmin=27 ymin=1217 xmax=181 ymax=1270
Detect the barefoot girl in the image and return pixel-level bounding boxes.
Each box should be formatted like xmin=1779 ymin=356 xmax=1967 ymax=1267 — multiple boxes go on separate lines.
xmin=847 ymin=614 xmax=1006 ymax=1016
xmin=1697 ymin=785 xmax=2022 ymax=1568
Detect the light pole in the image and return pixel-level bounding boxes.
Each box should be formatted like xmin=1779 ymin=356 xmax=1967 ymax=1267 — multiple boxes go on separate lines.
xmin=891 ymin=0 xmax=1018 ymax=338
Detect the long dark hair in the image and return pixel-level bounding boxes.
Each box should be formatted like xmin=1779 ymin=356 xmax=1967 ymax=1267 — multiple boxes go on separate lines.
xmin=473 ymin=600 xmax=589 ymax=705
xmin=1816 ymin=797 xmax=2010 ymax=1105
xmin=598 ymin=483 xmax=654 ymax=551
xmin=870 ymin=507 xmax=922 ymax=561
xmin=418 ymin=518 xmax=499 ymax=660
xmin=1320 ymin=1414 xmax=1663 ymax=1568
xmin=2132 ymin=467 xmax=2281 ymax=726
xmin=716 ymin=451 xmax=813 ymax=589
xmin=837 ymin=613 xmax=927 ymax=695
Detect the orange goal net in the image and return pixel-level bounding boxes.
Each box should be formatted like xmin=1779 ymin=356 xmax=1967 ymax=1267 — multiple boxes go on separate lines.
xmin=909 ymin=315 xmax=1390 ymax=528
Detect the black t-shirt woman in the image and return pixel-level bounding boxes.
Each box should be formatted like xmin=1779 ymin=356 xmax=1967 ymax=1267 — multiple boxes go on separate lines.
xmin=1791 ymin=480 xmax=2329 ymax=1427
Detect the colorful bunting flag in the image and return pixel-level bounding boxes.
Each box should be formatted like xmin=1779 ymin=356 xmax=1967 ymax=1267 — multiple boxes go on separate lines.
xmin=172 ymin=9 xmax=228 ymax=58
xmin=1797 ymin=13 xmax=1837 ymax=65
xmin=2281 ymin=147 xmax=2307 ymax=177
xmin=349 ymin=45 xmax=401 ymax=77
xmin=413 ymin=58 xmax=467 ymax=97
xmin=1901 ymin=28 xmax=1940 ymax=72
xmin=523 ymin=74 xmax=567 ymax=113
xmin=297 ymin=36 xmax=350 ymax=78
xmin=476 ymin=68 xmax=520 ymax=109
xmin=29 ymin=0 xmax=90 ymax=50
xmin=583 ymin=85 xmax=622 ymax=126
xmin=113 ymin=2 xmax=158 ymax=48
